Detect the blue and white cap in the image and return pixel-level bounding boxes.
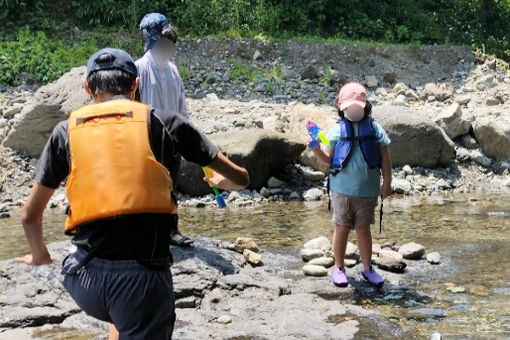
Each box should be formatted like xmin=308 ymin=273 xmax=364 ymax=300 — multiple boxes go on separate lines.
xmin=140 ymin=13 xmax=170 ymax=52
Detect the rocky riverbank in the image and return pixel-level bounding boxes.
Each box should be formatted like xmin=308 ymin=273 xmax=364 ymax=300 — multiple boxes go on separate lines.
xmin=0 ymin=236 xmax=445 ymax=340
xmin=1 ymin=39 xmax=510 ymax=214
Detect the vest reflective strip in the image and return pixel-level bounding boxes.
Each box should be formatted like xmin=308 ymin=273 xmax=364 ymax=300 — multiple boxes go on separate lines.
xmin=65 ymin=99 xmax=176 ymax=232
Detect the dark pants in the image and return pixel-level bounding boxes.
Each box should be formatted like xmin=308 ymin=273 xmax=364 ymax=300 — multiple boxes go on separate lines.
xmin=60 ymin=248 xmax=175 ymax=340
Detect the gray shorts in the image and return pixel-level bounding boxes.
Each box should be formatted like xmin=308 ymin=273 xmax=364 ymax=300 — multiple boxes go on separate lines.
xmin=331 ymin=191 xmax=378 ymax=228
xmin=60 ymin=248 xmax=175 ymax=340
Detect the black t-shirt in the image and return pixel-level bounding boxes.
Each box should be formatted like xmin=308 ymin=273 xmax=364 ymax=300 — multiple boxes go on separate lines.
xmin=34 ymin=98 xmax=218 ymax=259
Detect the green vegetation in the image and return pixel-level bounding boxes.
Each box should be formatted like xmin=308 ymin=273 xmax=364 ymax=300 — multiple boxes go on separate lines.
xmin=1 ymin=0 xmax=510 ymax=86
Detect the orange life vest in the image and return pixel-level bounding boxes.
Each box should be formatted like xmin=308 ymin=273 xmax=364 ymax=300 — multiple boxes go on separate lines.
xmin=65 ymin=99 xmax=176 ymax=232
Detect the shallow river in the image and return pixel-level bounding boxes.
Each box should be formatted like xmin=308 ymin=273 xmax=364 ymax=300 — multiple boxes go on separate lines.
xmin=1 ymin=193 xmax=509 ymax=339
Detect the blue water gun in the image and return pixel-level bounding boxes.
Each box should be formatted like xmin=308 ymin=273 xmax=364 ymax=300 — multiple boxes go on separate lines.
xmin=306 ymin=120 xmax=330 ymax=148
xmin=202 ymin=167 xmax=227 ymax=209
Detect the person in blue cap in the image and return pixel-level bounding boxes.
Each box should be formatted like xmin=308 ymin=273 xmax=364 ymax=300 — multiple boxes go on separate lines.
xmin=17 ymin=47 xmax=249 ymax=340
xmin=136 ymin=12 xmax=194 ymax=247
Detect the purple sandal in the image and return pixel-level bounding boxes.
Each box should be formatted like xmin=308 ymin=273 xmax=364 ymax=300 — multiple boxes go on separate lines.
xmin=331 ymin=267 xmax=348 ymax=287
xmin=362 ymin=266 xmax=384 ymax=288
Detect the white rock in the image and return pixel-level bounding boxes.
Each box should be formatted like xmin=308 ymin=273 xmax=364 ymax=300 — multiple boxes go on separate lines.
xmin=289 ymin=191 xmax=300 ymax=200
xmin=392 ymin=179 xmax=412 ymax=194
xmin=228 ymin=191 xmax=241 ymax=201
xmin=308 ymin=257 xmax=334 ymax=268
xmin=303 ymin=264 xmax=328 ymax=276
xmin=378 ymin=249 xmax=404 ymax=262
xmin=303 ymin=236 xmax=331 ymax=251
xmin=344 ymin=259 xmax=357 ymax=268
xmin=252 ymin=49 xmax=263 ymax=61
xmin=234 ymin=237 xmax=259 ymax=253
xmin=300 ymin=248 xmax=325 ymax=261
xmin=217 ymin=315 xmax=232 ymax=324
xmin=365 ymin=75 xmax=379 ymax=88
xmin=303 ymin=188 xmax=323 ymax=201
xmin=434 ymin=103 xmax=471 ymax=139
xmin=398 ymin=242 xmax=425 ymax=260
xmin=392 ymin=82 xmax=409 ymax=95
xmin=260 ymin=187 xmax=271 ymax=198
xmin=345 ymin=242 xmax=359 ymax=260
xmin=243 ymin=249 xmax=262 ymax=265
xmin=469 ymin=150 xmax=492 ymax=167
xmin=430 ymin=332 xmax=442 ymax=340
xmin=426 ymin=252 xmax=441 ymax=264
xmin=402 ymin=165 xmax=413 ymax=175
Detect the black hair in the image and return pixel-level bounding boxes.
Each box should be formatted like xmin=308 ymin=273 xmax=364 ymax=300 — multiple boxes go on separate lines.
xmin=162 ymin=26 xmax=178 ymax=44
xmin=87 ymin=54 xmax=136 ymax=97
xmin=337 ymin=101 xmax=372 ymax=118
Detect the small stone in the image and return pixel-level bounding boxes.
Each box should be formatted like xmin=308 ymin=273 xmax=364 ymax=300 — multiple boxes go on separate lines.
xmin=301 ymin=168 xmax=325 ymax=181
xmin=392 ymin=82 xmax=408 ymax=95
xmin=303 ymin=236 xmax=331 ymax=251
xmin=485 ymin=97 xmax=500 ymax=106
xmin=378 ymin=249 xmax=404 ymax=262
xmin=344 ymin=259 xmax=357 ymax=268
xmin=398 ymin=242 xmax=425 ymax=260
xmin=456 ymin=147 xmax=470 ymax=162
xmin=392 ymin=179 xmax=412 ymax=194
xmin=289 ymin=191 xmax=300 ymax=200
xmin=456 ymin=95 xmax=471 ymax=105
xmin=260 ymin=187 xmax=271 ymax=198
xmin=188 ymin=198 xmax=206 ymax=208
xmin=303 ymin=188 xmax=323 ymax=201
xmin=252 ymin=49 xmax=263 ymax=61
xmin=426 ymin=252 xmax=441 ymax=264
xmin=217 ymin=315 xmax=232 ymax=324
xmin=365 ymin=75 xmax=378 ymax=88
xmin=375 ymin=256 xmax=407 ymax=273
xmin=402 ymin=165 xmax=413 ymax=175
xmin=469 ymin=150 xmax=492 ymax=167
xmin=175 ymin=296 xmax=197 ymax=309
xmin=430 ymin=332 xmax=442 ymax=340
xmin=243 ymin=249 xmax=262 ymax=266
xmin=2 ymin=106 xmax=21 ymax=118
xmin=447 ymin=286 xmax=466 ymax=293
xmin=302 ymin=264 xmax=328 ymax=277
xmin=301 ymin=65 xmax=318 ymax=80
xmin=300 ymin=248 xmax=325 ymax=262
xmin=267 ymin=177 xmax=285 ymax=188
xmin=345 ymin=242 xmax=359 ymax=260
xmin=308 ymin=257 xmax=334 ymax=268
xmin=393 ymin=94 xmax=408 ymax=106
xmin=234 ymin=237 xmax=259 ymax=253
xmin=228 ymin=191 xmax=241 ymax=201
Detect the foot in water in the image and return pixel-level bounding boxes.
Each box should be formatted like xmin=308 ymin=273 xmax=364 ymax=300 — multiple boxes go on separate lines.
xmin=170 ymin=232 xmax=194 ymax=247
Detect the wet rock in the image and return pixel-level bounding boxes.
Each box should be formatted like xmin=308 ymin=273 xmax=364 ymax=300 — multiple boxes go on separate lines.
xmin=289 ymin=191 xmax=300 ymax=200
xmin=408 ymin=307 xmax=445 ymax=320
xmin=344 ymin=259 xmax=357 ymax=268
xmin=301 ymin=168 xmax=325 ymax=181
xmin=374 ymin=256 xmax=407 ymax=273
xmin=398 ymin=242 xmax=425 ymax=260
xmin=260 ymin=187 xmax=271 ymax=198
xmin=176 ymin=296 xmax=198 ymax=308
xmin=446 ymin=286 xmax=466 ymax=293
xmin=234 ymin=237 xmax=259 ymax=253
xmin=303 ymin=188 xmax=323 ymax=201
xmin=243 ymin=249 xmax=262 ymax=266
xmin=426 ymin=252 xmax=441 ymax=264
xmin=402 ymin=165 xmax=413 ymax=175
xmin=345 ymin=242 xmax=359 ymax=260
xmin=300 ymin=248 xmax=325 ymax=262
xmin=303 ymin=236 xmax=331 ymax=251
xmin=303 ymin=264 xmax=328 ymax=277
xmin=308 ymin=257 xmax=334 ymax=268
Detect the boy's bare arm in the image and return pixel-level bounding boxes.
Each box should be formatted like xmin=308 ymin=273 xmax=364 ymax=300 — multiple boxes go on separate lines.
xmin=380 ymin=146 xmax=392 ymax=198
xmin=205 ymin=153 xmax=249 ymax=191
xmin=17 ymin=182 xmax=55 ymax=266
xmin=311 ymin=146 xmax=333 ymax=166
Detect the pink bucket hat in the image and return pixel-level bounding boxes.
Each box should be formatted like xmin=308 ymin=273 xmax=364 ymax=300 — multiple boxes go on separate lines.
xmin=338 ymin=83 xmax=367 ymax=110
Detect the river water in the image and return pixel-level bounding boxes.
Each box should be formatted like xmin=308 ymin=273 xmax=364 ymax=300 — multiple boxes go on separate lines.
xmin=1 ymin=193 xmax=509 ymax=339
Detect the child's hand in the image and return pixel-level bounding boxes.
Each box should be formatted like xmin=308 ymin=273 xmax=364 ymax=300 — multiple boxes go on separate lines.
xmin=381 ymin=181 xmax=392 ymax=199
xmin=307 ymin=137 xmax=319 ymax=150
xmin=203 ymin=169 xmax=239 ymax=191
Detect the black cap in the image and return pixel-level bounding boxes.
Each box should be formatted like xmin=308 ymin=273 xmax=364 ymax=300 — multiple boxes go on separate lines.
xmin=86 ymin=48 xmax=138 ymax=78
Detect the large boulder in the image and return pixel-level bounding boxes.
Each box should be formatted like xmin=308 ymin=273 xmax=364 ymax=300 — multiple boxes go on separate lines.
xmin=3 ymin=67 xmax=89 ymax=156
xmin=472 ymin=115 xmax=510 ymax=161
xmin=433 ymin=103 xmax=471 ymax=140
xmin=176 ymin=129 xmax=305 ymax=195
xmin=288 ymin=103 xmax=337 ymax=172
xmin=373 ymin=106 xmax=455 ymax=167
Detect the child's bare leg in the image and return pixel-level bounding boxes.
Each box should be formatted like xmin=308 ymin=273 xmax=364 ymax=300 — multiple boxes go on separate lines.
xmin=109 ymin=324 xmax=119 ymax=340
xmin=332 ymin=224 xmax=351 ymax=268
xmin=355 ymin=226 xmax=372 ymax=270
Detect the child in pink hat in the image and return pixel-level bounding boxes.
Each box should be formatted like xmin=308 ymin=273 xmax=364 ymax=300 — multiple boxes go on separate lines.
xmin=310 ymin=82 xmax=392 ymax=288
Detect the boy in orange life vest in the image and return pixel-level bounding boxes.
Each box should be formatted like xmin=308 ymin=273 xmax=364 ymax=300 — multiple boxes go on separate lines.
xmin=17 ymin=48 xmax=249 ymax=340
xmin=310 ymin=83 xmax=392 ymax=288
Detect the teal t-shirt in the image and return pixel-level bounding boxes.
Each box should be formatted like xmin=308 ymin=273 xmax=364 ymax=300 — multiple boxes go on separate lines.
xmin=325 ymin=119 xmax=391 ymax=197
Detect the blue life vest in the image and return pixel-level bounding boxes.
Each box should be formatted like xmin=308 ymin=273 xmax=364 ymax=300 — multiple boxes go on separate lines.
xmin=330 ymin=116 xmax=381 ymax=170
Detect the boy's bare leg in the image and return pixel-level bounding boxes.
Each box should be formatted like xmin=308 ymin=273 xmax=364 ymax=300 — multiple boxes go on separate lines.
xmin=332 ymin=225 xmax=350 ymax=268
xmin=109 ymin=324 xmax=119 ymax=340
xmin=355 ymin=226 xmax=372 ymax=270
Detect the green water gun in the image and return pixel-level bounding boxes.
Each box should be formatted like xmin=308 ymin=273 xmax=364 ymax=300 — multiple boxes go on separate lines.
xmin=203 ymin=167 xmax=227 ymax=209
